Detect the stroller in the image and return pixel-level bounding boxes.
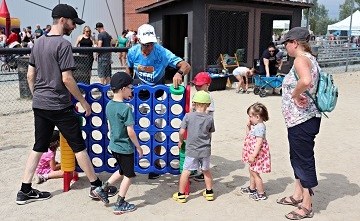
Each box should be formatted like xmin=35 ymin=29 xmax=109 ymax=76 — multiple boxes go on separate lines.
xmin=252 ymin=74 xmax=284 ymax=97
xmin=0 ymin=41 xmax=21 ymax=72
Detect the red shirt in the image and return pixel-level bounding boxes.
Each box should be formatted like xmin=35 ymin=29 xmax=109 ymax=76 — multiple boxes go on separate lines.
xmin=6 ymin=33 xmax=18 ymax=45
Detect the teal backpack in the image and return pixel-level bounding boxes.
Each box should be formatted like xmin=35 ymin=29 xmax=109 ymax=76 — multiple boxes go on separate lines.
xmin=295 ymin=69 xmax=338 ymax=118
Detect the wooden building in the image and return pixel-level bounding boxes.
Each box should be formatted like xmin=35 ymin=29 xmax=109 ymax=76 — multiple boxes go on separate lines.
xmin=133 ymin=0 xmax=313 ymax=78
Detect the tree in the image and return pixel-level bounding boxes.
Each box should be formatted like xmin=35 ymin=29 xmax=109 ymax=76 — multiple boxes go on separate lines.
xmin=304 ymin=0 xmax=332 ymax=35
xmin=339 ymin=0 xmax=360 ymax=20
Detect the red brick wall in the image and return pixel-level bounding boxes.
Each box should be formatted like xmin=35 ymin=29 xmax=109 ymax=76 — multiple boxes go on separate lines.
xmin=124 ymin=0 xmax=157 ymax=31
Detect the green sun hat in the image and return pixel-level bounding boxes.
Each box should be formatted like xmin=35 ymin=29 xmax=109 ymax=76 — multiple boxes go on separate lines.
xmin=192 ymin=90 xmax=211 ymax=104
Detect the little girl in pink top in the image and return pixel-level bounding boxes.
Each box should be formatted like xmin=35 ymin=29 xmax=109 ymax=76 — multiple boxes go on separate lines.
xmin=34 ymin=130 xmax=63 ymax=184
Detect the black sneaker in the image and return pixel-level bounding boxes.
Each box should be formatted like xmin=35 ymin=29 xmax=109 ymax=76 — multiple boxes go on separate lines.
xmin=148 ymin=172 xmax=160 ymax=180
xmin=89 ymin=185 xmax=118 ymax=199
xmin=16 ymin=188 xmax=51 ymax=205
xmin=193 ymin=173 xmax=204 ymax=182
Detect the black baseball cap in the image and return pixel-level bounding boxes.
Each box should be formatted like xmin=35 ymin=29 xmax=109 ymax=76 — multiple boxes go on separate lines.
xmin=95 ymin=22 xmax=104 ymax=29
xmin=110 ymin=72 xmax=134 ymax=90
xmin=279 ymin=27 xmax=310 ymax=44
xmin=52 ymin=4 xmax=85 ymax=25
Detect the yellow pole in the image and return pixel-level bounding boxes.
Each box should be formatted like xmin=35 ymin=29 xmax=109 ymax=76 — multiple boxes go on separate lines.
xmin=60 ymin=133 xmax=75 ymax=172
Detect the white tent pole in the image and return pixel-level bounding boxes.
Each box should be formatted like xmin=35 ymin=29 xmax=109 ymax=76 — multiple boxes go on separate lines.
xmin=346 ymin=0 xmax=355 ymax=72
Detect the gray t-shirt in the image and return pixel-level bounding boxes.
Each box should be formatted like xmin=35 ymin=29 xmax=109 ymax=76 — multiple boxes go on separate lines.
xmin=29 ymin=35 xmax=76 ymax=110
xmin=98 ymin=31 xmax=112 ymax=59
xmin=180 ymin=112 xmax=215 ymax=158
xmin=250 ymin=122 xmax=266 ymax=138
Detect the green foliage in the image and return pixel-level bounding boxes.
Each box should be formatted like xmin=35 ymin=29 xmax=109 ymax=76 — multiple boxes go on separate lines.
xmin=303 ymin=0 xmax=340 ymax=35
xmin=339 ymin=0 xmax=360 ymax=20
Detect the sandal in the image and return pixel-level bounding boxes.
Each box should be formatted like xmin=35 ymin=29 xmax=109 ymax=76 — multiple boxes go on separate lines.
xmin=277 ymin=196 xmax=303 ymax=206
xmin=285 ymin=205 xmax=314 ymax=220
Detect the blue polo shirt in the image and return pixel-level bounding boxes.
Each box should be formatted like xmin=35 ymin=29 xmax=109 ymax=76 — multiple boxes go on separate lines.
xmin=127 ymin=43 xmax=183 ymax=85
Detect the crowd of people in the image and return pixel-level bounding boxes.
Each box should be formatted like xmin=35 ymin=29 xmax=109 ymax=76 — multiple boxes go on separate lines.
xmin=16 ymin=3 xmax=324 ymax=220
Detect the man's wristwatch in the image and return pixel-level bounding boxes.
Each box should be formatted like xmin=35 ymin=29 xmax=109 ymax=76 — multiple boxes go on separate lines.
xmin=177 ymin=70 xmax=184 ymax=76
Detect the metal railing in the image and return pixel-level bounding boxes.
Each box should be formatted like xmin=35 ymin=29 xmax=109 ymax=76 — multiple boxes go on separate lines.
xmin=1 ymin=40 xmax=359 ymax=115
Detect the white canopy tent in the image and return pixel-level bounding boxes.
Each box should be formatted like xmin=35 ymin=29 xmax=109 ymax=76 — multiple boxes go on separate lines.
xmin=273 ymin=20 xmax=290 ymax=30
xmin=327 ymin=10 xmax=360 ymax=35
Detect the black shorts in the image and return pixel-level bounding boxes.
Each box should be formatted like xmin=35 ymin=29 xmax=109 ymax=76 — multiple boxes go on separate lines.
xmin=33 ymin=106 xmax=86 ymax=153
xmin=112 ymin=152 xmax=136 ymax=178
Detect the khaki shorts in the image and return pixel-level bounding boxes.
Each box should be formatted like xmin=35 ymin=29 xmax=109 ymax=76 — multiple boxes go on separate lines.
xmin=183 ymin=156 xmax=211 ymax=171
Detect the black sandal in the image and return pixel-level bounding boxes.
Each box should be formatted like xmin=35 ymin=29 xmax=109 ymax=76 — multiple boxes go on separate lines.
xmin=277 ymin=196 xmax=303 ymax=206
xmin=285 ymin=205 xmax=314 ymax=220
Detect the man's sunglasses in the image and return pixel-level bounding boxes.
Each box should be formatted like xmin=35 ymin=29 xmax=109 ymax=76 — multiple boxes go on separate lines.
xmin=141 ymin=43 xmax=154 ymax=48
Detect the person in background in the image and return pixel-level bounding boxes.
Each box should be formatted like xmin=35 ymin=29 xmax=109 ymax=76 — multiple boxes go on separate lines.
xmin=277 ymin=27 xmax=321 ymax=220
xmin=6 ymin=28 xmax=19 ymax=45
xmin=75 ymin=25 xmax=95 ymax=82
xmin=22 ymin=26 xmax=33 ymax=48
xmin=0 ymin=28 xmax=7 ymax=47
xmin=43 ymin=25 xmax=51 ymax=35
xmin=117 ymin=30 xmax=129 ymax=66
xmin=34 ymin=24 xmax=43 ymax=39
xmin=125 ymin=29 xmax=134 ymax=45
xmin=232 ymin=66 xmax=256 ymax=93
xmin=259 ymin=42 xmax=281 ymax=77
xmin=95 ymin=22 xmax=112 ymax=85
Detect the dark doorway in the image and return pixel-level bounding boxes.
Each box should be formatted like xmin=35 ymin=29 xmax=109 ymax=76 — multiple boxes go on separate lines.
xmin=163 ymin=14 xmax=188 ymax=83
xmin=163 ymin=14 xmax=188 ymax=58
xmin=259 ymin=13 xmax=292 ymax=55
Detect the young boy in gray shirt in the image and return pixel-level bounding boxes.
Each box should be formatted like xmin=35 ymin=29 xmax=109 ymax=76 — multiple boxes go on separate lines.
xmin=173 ymin=90 xmax=215 ymax=203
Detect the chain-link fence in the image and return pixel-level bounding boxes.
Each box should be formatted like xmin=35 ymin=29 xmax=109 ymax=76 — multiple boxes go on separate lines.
xmin=207 ymin=9 xmax=249 ymax=66
xmin=1 ymin=37 xmax=359 ymax=115
xmin=0 ymin=47 xmax=127 ymax=115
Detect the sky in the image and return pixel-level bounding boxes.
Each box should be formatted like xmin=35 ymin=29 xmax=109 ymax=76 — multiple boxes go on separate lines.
xmin=3 ymin=0 xmax=123 ymax=44
xmin=318 ymin=0 xmax=344 ymax=20
xmin=0 ymin=0 xmax=349 ymax=42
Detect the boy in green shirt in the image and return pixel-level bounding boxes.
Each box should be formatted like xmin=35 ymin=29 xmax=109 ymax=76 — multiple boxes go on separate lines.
xmin=92 ymin=72 xmax=143 ymax=215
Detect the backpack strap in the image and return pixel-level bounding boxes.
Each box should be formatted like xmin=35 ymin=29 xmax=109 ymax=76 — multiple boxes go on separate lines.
xmin=294 ymin=68 xmax=328 ymax=118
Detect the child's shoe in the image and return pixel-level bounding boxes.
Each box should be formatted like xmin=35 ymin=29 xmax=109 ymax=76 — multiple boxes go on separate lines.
xmin=172 ymin=192 xmax=186 ymax=203
xmin=113 ymin=200 xmax=137 ymax=215
xmin=92 ymin=186 xmax=109 ymax=204
xmin=193 ymin=173 xmax=204 ymax=182
xmin=34 ymin=174 xmax=47 ymax=184
xmin=249 ymin=192 xmax=268 ymax=201
xmin=240 ymin=186 xmax=257 ymax=195
xmin=203 ymin=190 xmax=214 ymax=201
xmin=89 ymin=184 xmax=118 ymax=199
